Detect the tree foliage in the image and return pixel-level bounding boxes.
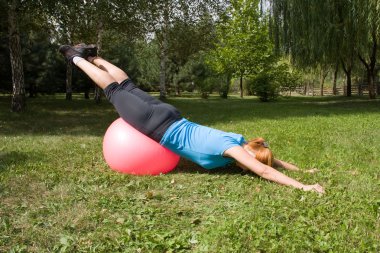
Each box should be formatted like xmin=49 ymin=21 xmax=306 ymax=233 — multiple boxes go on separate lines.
xmin=5 ymin=0 xmax=379 ymax=109
xmin=269 ymin=0 xmax=380 ymax=98
xmin=143 ymin=0 xmax=227 ymax=98
xmin=208 ymin=0 xmax=273 ymax=97
xmin=247 ymin=58 xmax=301 ymax=101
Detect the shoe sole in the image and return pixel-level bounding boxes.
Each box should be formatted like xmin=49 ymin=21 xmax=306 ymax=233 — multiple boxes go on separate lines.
xmin=74 ymin=44 xmax=98 ymax=58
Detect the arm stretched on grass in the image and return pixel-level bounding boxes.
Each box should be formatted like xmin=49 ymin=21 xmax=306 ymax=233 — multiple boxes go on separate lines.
xmin=274 ymin=159 xmax=321 ymax=174
xmin=273 ymin=158 xmax=300 ymax=171
xmin=224 ymin=146 xmax=325 ymax=194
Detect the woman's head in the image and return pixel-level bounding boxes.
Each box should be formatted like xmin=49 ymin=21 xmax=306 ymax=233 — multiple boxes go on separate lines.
xmin=245 ymin=137 xmax=274 ymax=167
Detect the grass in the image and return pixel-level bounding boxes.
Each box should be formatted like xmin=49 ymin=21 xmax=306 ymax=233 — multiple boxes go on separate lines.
xmin=0 ymin=94 xmax=379 ymax=252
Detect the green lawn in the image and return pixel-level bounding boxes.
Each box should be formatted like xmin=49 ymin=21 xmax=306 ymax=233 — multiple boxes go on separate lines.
xmin=1 ymin=94 xmax=379 ymax=252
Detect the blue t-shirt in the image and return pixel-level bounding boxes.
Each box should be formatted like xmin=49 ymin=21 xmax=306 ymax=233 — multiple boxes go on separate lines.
xmin=160 ymin=118 xmax=246 ymax=169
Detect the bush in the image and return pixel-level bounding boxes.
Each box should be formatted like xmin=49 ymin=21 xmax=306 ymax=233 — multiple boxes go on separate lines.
xmin=177 ymin=52 xmax=229 ymax=98
xmin=191 ymin=56 xmax=221 ymax=98
xmin=248 ymin=60 xmax=301 ymax=101
xmin=247 ymin=71 xmax=278 ymax=101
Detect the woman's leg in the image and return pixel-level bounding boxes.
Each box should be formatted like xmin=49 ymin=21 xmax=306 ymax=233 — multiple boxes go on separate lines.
xmin=59 ymin=45 xmax=114 ymax=90
xmin=88 ymin=56 xmax=129 ymax=84
xmin=75 ymin=57 xmax=157 ymax=106
xmin=74 ymin=58 xmax=155 ymax=135
xmin=75 ymin=59 xmax=116 ymax=90
xmin=59 ymin=46 xmax=181 ymax=141
xmin=89 ymin=56 xmax=161 ymax=104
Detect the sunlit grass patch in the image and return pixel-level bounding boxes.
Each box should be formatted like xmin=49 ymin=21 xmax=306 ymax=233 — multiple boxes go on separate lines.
xmin=0 ymin=95 xmax=379 ymax=252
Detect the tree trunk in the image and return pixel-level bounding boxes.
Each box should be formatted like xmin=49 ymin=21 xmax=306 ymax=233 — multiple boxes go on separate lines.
xmin=239 ymin=75 xmax=243 ymax=98
xmin=357 ymin=59 xmax=376 ymax=99
xmin=159 ymin=44 xmax=167 ymax=99
xmin=94 ymin=21 xmax=103 ymax=104
xmin=368 ymin=32 xmax=377 ymax=99
xmin=303 ymin=81 xmax=307 ymax=95
xmin=320 ymin=81 xmax=323 ymax=96
xmin=358 ymin=82 xmax=363 ymax=96
xmin=8 ymin=0 xmax=25 ymax=112
xmin=283 ymin=3 xmax=290 ymax=55
xmin=320 ymin=69 xmax=328 ymax=96
xmin=332 ymin=63 xmax=338 ymax=95
xmin=65 ymin=64 xmax=73 ymax=100
xmin=220 ymin=73 xmax=231 ymax=98
xmin=341 ymin=60 xmax=352 ymax=97
xmin=346 ymin=71 xmax=352 ymax=97
xmin=358 ymin=31 xmax=377 ymax=99
xmin=173 ymin=69 xmax=180 ymax=96
xmin=64 ymin=36 xmax=73 ymax=100
xmin=368 ymin=73 xmax=375 ymax=98
xmin=28 ymin=83 xmax=37 ymax=98
xmin=84 ymin=89 xmax=90 ymax=99
xmin=159 ymin=3 xmax=169 ymax=100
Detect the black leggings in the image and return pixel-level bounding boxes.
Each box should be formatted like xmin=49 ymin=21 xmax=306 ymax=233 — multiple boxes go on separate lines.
xmin=104 ymin=79 xmax=182 ymax=142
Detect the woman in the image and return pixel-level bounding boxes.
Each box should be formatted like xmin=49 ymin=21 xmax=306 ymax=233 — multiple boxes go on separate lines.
xmin=59 ymin=44 xmax=324 ymax=194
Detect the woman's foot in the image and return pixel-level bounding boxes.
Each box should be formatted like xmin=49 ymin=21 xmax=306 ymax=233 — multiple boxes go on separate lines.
xmin=59 ymin=44 xmax=97 ymax=63
xmin=74 ymin=43 xmax=98 ymax=60
xmin=58 ymin=45 xmax=83 ymax=63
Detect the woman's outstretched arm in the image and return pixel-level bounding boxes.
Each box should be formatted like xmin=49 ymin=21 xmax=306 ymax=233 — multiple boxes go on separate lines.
xmin=274 ymin=159 xmax=321 ymax=174
xmin=224 ymin=146 xmax=324 ymax=194
xmin=273 ymin=159 xmax=300 ymax=171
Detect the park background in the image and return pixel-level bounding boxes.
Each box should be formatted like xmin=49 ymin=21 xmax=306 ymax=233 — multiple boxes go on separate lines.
xmin=2 ymin=0 xmax=380 ymax=106
xmin=1 ymin=0 xmax=380 ymax=252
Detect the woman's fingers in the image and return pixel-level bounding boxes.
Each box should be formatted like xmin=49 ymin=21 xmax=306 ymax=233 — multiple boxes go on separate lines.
xmin=302 ymin=184 xmax=325 ymax=194
xmin=313 ymin=184 xmax=325 ymax=194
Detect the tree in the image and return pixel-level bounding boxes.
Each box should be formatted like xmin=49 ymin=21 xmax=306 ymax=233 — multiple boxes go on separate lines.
xmin=208 ymin=0 xmax=273 ymax=98
xmin=143 ymin=0 xmax=179 ymax=98
xmin=0 ymin=0 xmax=12 ymax=93
xmin=82 ymin=0 xmax=145 ymax=102
xmin=2 ymin=0 xmax=65 ymax=102
xmin=144 ymin=0 xmax=228 ymax=98
xmin=269 ymin=0 xmax=379 ymax=99
xmin=355 ymin=0 xmax=379 ymax=99
xmin=247 ymin=58 xmax=301 ymax=101
xmin=134 ymin=40 xmax=161 ymax=91
xmin=189 ymin=51 xmax=226 ymax=98
xmin=44 ymin=0 xmax=86 ymax=100
xmin=337 ymin=0 xmax=357 ymax=97
xmin=7 ymin=0 xmax=25 ymax=112
xmin=45 ymin=0 xmax=145 ymax=101
xmin=167 ymin=6 xmax=217 ymax=95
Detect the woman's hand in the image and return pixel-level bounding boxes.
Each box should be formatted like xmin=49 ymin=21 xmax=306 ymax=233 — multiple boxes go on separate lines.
xmin=302 ymin=184 xmax=325 ymax=194
xmin=304 ymin=168 xmax=319 ymax=173
xmin=285 ymin=163 xmax=300 ymax=171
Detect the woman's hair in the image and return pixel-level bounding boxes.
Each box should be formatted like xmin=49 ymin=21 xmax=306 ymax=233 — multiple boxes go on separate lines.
xmin=246 ymin=137 xmax=274 ymax=167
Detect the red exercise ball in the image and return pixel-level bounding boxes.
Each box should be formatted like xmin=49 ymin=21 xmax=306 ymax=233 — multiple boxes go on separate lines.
xmin=103 ymin=118 xmax=179 ymax=175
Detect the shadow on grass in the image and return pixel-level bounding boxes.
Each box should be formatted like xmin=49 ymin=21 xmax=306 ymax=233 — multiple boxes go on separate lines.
xmin=0 ymin=95 xmax=379 ymax=137
xmin=0 ymin=96 xmax=118 ymax=137
xmin=0 ymin=151 xmax=32 ymax=173
xmin=172 ymin=95 xmax=380 ymax=126
xmin=170 ymin=158 xmax=251 ymax=176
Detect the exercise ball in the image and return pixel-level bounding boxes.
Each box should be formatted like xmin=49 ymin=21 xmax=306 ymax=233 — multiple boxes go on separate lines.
xmin=103 ymin=118 xmax=179 ymax=175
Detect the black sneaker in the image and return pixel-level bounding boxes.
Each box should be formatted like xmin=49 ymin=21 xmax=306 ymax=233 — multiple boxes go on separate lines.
xmin=58 ymin=45 xmax=83 ymax=63
xmin=74 ymin=43 xmax=98 ymax=59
